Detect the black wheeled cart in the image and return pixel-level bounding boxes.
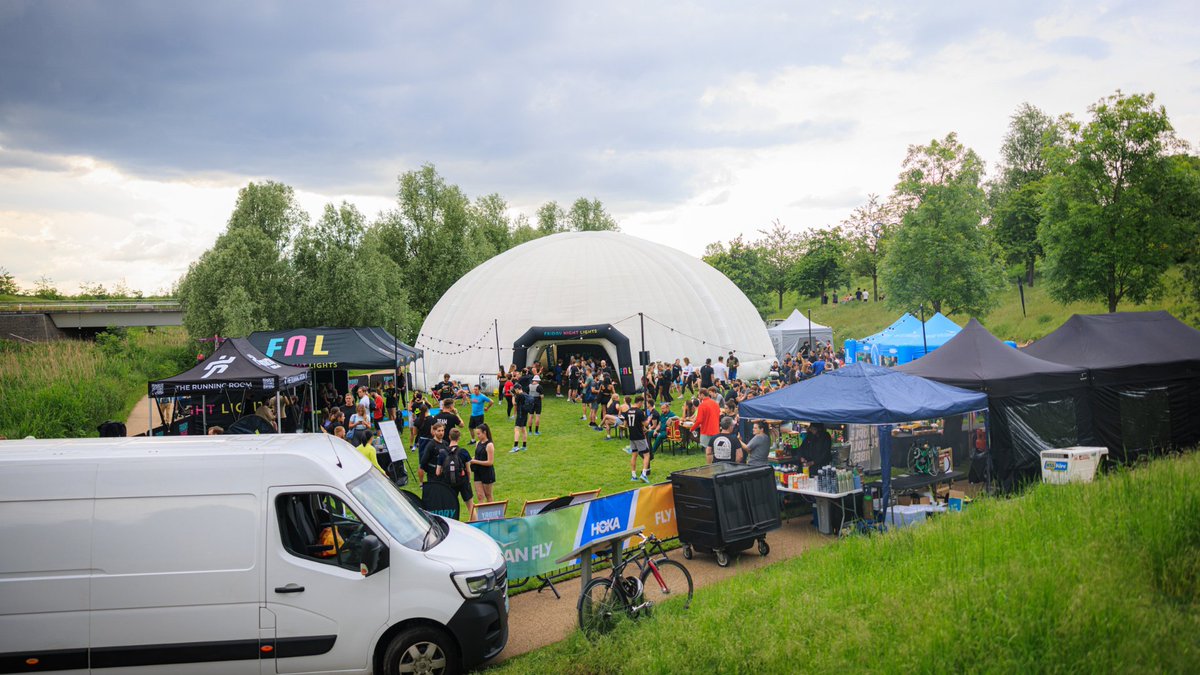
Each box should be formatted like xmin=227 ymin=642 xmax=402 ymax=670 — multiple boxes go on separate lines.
xmin=669 ymin=463 xmax=782 ymax=567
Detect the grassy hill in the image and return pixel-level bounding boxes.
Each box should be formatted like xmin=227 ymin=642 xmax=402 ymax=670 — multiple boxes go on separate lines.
xmin=0 ymin=327 xmax=192 ymax=439
xmin=770 ymin=271 xmax=1195 ymax=346
xmin=493 ymin=452 xmax=1200 ymax=673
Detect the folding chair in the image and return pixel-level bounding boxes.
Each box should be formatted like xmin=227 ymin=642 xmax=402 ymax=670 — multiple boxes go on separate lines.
xmin=568 ymin=489 xmax=601 ymax=506
xmin=521 ymin=497 xmax=557 ymax=517
xmin=666 ymin=418 xmax=683 ymax=455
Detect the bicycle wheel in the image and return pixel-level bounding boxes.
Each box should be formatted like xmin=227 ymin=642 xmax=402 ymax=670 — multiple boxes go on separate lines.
xmin=640 ymin=559 xmax=693 ymax=611
xmin=577 ymin=577 xmax=622 ymax=636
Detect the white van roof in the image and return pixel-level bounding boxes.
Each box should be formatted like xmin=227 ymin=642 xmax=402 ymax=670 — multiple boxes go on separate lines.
xmin=0 ymin=434 xmax=361 ymax=467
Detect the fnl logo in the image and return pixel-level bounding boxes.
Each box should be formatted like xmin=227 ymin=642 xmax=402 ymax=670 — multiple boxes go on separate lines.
xmin=266 ymin=334 xmax=330 ymax=358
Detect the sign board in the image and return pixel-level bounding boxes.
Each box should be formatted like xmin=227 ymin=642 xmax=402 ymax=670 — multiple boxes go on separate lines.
xmin=378 ymin=420 xmax=407 ymax=462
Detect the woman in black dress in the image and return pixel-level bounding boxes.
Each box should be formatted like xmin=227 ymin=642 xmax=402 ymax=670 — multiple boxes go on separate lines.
xmin=471 ymin=423 xmax=497 ymax=502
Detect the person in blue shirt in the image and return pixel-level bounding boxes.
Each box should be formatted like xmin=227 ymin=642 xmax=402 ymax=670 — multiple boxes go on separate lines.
xmin=468 ymin=384 xmax=493 ymax=430
xmin=812 ymin=357 xmax=826 ymax=376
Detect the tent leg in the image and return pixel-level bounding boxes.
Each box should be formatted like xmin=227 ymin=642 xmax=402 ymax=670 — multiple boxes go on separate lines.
xmin=202 ymin=395 xmax=207 ymax=435
xmin=148 ymin=397 xmax=153 ymax=437
xmin=276 ymin=392 xmax=282 ymax=434
xmin=879 ymin=425 xmax=893 ymax=526
xmin=309 ymin=382 xmax=317 ymax=433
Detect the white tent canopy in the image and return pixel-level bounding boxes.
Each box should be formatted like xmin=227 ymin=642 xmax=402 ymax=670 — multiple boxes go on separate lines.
xmin=415 ymin=231 xmax=775 ymax=390
xmin=768 ymin=309 xmax=834 ymax=359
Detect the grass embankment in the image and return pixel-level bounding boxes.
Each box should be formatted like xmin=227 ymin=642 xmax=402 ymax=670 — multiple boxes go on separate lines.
xmin=770 ymin=270 xmax=1195 ymax=346
xmin=0 ymin=328 xmax=192 ymax=439
xmin=495 ymin=453 xmax=1200 ymax=673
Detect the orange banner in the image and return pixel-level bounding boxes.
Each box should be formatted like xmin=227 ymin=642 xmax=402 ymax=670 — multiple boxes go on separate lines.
xmin=632 ymin=482 xmax=678 ymax=541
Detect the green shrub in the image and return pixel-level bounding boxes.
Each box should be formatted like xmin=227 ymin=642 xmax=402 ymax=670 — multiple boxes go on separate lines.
xmin=0 ymin=328 xmax=192 ymax=438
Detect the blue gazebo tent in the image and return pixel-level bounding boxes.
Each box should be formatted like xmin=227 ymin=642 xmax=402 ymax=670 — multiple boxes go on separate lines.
xmin=738 ymin=362 xmax=987 ymax=512
xmin=845 ymin=313 xmax=921 ymax=363
xmin=867 ymin=313 xmax=962 ymax=366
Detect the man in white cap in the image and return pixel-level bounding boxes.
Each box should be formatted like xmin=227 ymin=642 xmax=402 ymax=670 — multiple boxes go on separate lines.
xmin=528 ymin=371 xmax=544 ymax=436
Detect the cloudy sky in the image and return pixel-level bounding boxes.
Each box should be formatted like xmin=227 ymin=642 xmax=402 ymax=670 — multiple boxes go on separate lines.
xmin=1 ymin=1 xmax=1198 ymax=294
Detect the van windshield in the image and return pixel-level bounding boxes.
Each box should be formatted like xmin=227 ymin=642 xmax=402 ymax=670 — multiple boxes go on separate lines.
xmin=349 ymin=471 xmax=432 ymax=551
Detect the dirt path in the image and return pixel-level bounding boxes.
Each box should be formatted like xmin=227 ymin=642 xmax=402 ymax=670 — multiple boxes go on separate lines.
xmin=124 ymin=395 xmax=172 ymax=436
xmin=495 ymin=520 xmax=830 ymax=664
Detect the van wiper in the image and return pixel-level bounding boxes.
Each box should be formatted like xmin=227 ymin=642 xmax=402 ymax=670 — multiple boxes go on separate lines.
xmin=422 ymin=515 xmax=447 ymax=551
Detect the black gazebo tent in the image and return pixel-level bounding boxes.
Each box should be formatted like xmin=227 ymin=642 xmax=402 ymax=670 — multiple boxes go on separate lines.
xmin=148 ymin=338 xmax=311 ymax=434
xmin=247 ymin=327 xmax=420 ymax=369
xmin=896 ymin=319 xmax=1092 ymax=481
xmin=1023 ymin=311 xmax=1200 ymax=460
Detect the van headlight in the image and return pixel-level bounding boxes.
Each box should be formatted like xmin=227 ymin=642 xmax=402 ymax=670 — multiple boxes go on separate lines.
xmin=452 ymin=569 xmax=497 ymax=599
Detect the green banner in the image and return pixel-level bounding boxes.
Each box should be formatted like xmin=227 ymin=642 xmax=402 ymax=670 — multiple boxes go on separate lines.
xmin=471 ymin=503 xmax=584 ymax=579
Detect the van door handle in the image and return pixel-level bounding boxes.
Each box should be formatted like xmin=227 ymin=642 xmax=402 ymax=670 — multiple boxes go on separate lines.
xmin=274 ymin=583 xmax=305 ymax=594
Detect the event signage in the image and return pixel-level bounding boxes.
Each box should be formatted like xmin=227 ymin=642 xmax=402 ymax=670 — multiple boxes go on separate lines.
xmin=471 ymin=483 xmax=678 ymax=579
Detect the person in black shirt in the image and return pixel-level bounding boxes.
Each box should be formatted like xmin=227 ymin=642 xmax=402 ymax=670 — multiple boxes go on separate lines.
xmin=435 ymin=399 xmax=463 ymax=433
xmin=383 ymin=383 xmax=399 ymax=426
xmin=625 ymin=395 xmax=652 ymax=482
xmin=435 ymin=427 xmax=474 ymax=513
xmin=510 ymin=385 xmax=529 ymax=453
xmin=794 ymin=422 xmax=833 ymax=469
xmin=707 ymin=416 xmax=743 ymax=464
xmin=419 ymin=420 xmax=448 ymax=482
xmin=700 ymin=358 xmax=715 ymax=389
xmin=656 ymin=367 xmax=673 ymax=403
xmin=412 ymin=405 xmax=433 ymax=458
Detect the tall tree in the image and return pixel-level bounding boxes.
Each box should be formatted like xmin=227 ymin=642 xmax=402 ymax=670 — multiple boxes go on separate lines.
xmin=469 ymin=193 xmax=513 ymax=260
xmin=790 ymin=228 xmax=850 ymax=300
xmin=702 ymin=235 xmax=771 ymax=314
xmin=991 ymin=103 xmax=1062 ymax=285
xmin=842 ymin=194 xmax=896 ymax=300
xmin=178 ymin=181 xmax=306 ymax=337
xmin=536 ymin=201 xmax=567 ymax=235
xmin=756 ymin=220 xmax=801 ymax=310
xmin=0 ymin=267 xmax=20 ymax=296
xmin=1174 ymin=155 xmax=1200 ymax=317
xmin=1040 ymin=92 xmax=1193 ymax=312
xmin=881 ymin=133 xmax=1004 ymax=316
xmin=567 ymin=197 xmax=620 ymax=231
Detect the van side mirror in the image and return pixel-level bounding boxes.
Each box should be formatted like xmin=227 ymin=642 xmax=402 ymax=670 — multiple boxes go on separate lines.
xmin=359 ymin=535 xmax=389 ymax=576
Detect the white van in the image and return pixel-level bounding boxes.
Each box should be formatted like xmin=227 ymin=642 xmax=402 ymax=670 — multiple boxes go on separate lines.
xmin=0 ymin=435 xmax=508 ymax=674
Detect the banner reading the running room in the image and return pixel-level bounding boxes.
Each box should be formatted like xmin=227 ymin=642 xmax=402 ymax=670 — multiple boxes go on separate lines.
xmin=470 ymin=483 xmax=679 ymax=580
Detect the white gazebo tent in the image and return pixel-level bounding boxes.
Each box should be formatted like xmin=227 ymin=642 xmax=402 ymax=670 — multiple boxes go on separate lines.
xmin=768 ymin=309 xmax=833 ymax=359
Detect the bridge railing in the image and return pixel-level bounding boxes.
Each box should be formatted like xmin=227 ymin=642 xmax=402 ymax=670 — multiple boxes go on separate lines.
xmin=0 ymin=300 xmax=181 ymax=313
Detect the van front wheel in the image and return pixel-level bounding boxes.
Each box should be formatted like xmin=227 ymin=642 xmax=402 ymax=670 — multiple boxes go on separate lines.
xmin=382 ymin=626 xmax=461 ymax=675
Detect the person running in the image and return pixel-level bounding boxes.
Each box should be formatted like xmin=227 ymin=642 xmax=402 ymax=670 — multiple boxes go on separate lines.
xmin=471 ymin=423 xmax=497 ymax=503
xmin=649 ymin=401 xmax=677 ymax=456
xmin=468 ymin=384 xmax=492 ymax=430
xmin=510 ymin=385 xmax=529 ymax=453
xmin=624 ymin=395 xmax=653 ymax=482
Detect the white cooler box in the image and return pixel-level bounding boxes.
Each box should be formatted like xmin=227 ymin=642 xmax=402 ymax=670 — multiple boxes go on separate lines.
xmin=1040 ymin=446 xmax=1108 ymax=484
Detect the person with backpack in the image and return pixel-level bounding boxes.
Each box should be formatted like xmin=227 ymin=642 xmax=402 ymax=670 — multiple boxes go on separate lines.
xmin=436 ymin=427 xmax=474 ymax=513
xmin=471 ymin=423 xmax=497 ymax=503
xmin=419 ymin=420 xmax=449 ymax=483
xmin=510 ymin=385 xmax=529 ymax=453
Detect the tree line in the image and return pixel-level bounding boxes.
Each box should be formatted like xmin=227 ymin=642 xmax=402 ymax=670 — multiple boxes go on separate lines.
xmin=704 ymin=90 xmax=1200 ymax=317
xmin=175 ymin=164 xmax=618 ymax=340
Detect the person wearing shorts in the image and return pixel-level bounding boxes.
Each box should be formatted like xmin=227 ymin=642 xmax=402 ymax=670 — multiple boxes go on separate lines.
xmin=471 ymin=424 xmax=497 ymax=503
xmin=510 ymin=385 xmax=529 ymax=453
xmin=435 ymin=428 xmax=474 ymax=512
xmin=625 ymin=395 xmax=652 ymax=482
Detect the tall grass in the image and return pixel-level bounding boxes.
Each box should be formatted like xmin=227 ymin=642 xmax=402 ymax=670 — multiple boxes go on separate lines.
xmin=0 ymin=328 xmax=192 ymax=439
xmin=495 ymin=453 xmax=1200 ymax=673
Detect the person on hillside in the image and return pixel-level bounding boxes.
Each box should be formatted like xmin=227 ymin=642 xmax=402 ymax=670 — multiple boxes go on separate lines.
xmin=468 ymin=384 xmax=493 ymax=430
xmin=649 ymin=401 xmax=677 ymax=456
xmin=693 ymin=389 xmax=721 ymax=449
xmin=419 ymin=420 xmax=448 ymax=482
xmin=471 ymin=423 xmax=497 ymax=503
xmin=510 ymin=385 xmax=530 ymax=453
xmin=707 ymin=416 xmax=743 ymax=464
xmin=699 ymin=358 xmax=715 ymax=389
xmin=624 ymin=395 xmax=653 ymax=482
xmin=435 ymin=427 xmax=474 ymax=513
xmin=727 ymin=351 xmax=740 ymax=381
xmin=355 ymin=428 xmax=386 ymax=476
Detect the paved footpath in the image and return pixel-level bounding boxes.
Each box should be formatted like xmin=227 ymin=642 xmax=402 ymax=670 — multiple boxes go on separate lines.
xmin=495 ymin=521 xmax=831 ymax=664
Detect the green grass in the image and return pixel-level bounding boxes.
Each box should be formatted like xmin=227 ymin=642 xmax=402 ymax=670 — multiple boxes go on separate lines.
xmin=493 ymin=452 xmax=1200 ymax=673
xmin=450 ymin=394 xmax=709 ymax=516
xmin=0 ymin=328 xmax=193 ymax=439
xmin=769 ymin=269 xmax=1195 ymax=347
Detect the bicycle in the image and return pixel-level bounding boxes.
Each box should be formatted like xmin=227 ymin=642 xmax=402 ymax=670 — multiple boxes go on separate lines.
xmin=907 ymin=442 xmax=940 ymax=476
xmin=577 ymin=533 xmax=694 ymax=636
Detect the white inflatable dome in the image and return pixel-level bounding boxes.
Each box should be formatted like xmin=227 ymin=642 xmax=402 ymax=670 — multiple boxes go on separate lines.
xmin=415 ymin=231 xmax=774 ymax=390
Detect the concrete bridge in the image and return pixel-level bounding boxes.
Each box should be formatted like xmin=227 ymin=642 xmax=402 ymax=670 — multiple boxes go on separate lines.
xmin=0 ymin=300 xmax=182 ymax=342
